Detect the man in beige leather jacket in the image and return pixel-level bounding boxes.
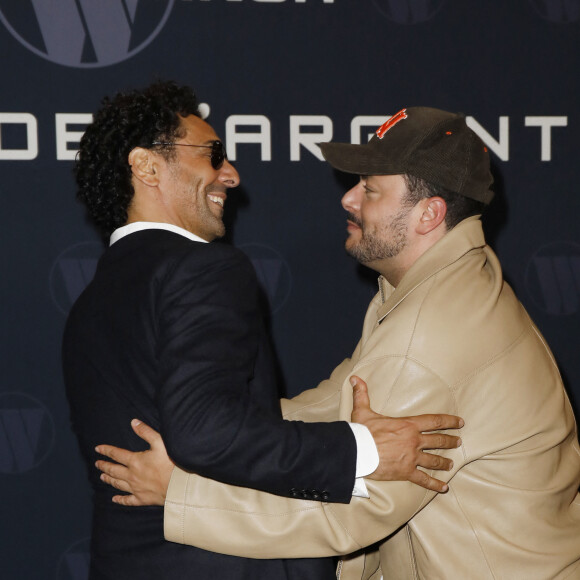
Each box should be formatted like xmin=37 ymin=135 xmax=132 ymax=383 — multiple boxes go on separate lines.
xmin=97 ymin=107 xmax=580 ymax=579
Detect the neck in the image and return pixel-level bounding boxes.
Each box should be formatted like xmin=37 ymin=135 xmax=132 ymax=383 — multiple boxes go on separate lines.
xmin=370 ymin=226 xmax=448 ymax=287
xmin=367 ymin=256 xmax=411 ymax=288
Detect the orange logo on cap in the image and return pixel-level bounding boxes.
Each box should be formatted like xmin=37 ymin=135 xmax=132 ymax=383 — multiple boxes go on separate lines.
xmin=376 ymin=108 xmax=408 ymax=139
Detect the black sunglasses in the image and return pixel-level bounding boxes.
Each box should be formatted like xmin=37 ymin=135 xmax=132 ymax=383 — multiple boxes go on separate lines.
xmin=151 ymin=140 xmax=227 ymax=170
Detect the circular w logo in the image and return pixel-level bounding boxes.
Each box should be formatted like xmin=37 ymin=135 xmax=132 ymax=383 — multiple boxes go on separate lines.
xmin=0 ymin=0 xmax=174 ymax=68
xmin=0 ymin=393 xmax=55 ymax=474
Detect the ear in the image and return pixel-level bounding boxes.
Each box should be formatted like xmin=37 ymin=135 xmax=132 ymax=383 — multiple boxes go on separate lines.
xmin=415 ymin=196 xmax=447 ymax=235
xmin=128 ymin=147 xmax=160 ymax=187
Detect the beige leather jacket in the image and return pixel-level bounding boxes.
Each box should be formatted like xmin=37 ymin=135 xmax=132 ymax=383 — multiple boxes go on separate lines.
xmin=165 ymin=217 xmax=580 ymax=579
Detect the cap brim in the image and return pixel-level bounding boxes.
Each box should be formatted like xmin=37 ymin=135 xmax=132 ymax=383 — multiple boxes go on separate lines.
xmin=320 ymin=142 xmax=402 ymax=176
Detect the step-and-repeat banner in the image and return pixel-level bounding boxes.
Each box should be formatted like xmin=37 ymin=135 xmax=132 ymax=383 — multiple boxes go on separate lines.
xmin=1 ymin=1 xmax=578 ymax=578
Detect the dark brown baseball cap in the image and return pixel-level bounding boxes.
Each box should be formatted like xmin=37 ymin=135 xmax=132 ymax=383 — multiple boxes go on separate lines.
xmin=320 ymin=107 xmax=494 ymax=204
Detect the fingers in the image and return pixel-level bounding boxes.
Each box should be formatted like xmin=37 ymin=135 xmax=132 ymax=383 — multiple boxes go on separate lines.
xmin=350 ymin=375 xmax=371 ymax=418
xmin=94 ymin=419 xmax=162 ymax=466
xmin=419 ymin=432 xmax=462 ymax=451
xmin=416 ymin=451 xmax=454 ymax=472
xmin=407 ymin=469 xmax=449 ymax=494
xmin=95 ymin=459 xmax=129 ymax=481
xmin=406 ymin=414 xmax=464 ymax=432
xmin=99 ymin=471 xmax=132 ymax=494
xmin=98 ymin=466 xmax=149 ymax=505
xmin=112 ymin=494 xmax=144 ymax=507
xmin=94 ymin=444 xmax=133 ymax=467
xmin=131 ymin=419 xmax=163 ymax=448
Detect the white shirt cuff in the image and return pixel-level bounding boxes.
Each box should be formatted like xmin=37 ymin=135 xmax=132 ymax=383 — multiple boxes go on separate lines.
xmin=348 ymin=422 xmax=379 ymax=498
xmin=352 ymin=477 xmax=370 ymax=498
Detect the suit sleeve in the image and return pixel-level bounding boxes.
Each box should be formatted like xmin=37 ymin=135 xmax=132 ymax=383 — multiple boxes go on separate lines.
xmin=163 ymin=357 xmax=463 ymax=557
xmin=156 ymin=244 xmax=356 ymax=503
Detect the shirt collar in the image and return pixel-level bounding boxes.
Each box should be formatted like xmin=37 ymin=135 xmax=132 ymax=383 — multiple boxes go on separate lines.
xmin=109 ymin=222 xmax=209 ymax=246
xmin=377 ymin=275 xmax=393 ymax=305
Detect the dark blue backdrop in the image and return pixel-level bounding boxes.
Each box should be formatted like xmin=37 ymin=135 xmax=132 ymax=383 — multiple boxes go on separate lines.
xmin=1 ymin=1 xmax=579 ymax=578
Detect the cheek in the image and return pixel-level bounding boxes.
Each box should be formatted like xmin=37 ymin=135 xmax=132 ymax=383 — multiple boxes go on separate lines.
xmin=200 ymin=164 xmax=220 ymax=184
xmin=359 ymin=206 xmax=376 ymax=229
xmin=361 ymin=200 xmax=395 ymax=229
xmin=185 ymin=174 xmax=205 ymax=198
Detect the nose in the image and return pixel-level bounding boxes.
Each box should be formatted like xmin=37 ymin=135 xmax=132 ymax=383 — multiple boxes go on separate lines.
xmin=341 ymin=182 xmax=361 ymax=213
xmin=219 ymin=159 xmax=240 ymax=188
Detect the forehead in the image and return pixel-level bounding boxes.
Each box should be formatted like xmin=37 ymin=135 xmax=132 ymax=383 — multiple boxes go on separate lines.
xmin=178 ymin=114 xmax=220 ymax=144
xmin=365 ymin=174 xmax=406 ymax=190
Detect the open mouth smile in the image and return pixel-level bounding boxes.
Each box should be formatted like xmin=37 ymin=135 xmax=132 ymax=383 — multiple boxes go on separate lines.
xmin=208 ymin=195 xmax=224 ymax=207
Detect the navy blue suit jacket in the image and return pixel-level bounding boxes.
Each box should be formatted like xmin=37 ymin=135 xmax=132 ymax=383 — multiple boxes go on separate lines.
xmin=62 ymin=229 xmax=357 ymax=579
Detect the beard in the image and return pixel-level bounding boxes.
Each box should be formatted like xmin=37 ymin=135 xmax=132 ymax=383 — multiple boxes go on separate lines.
xmin=345 ymin=207 xmax=410 ymax=264
xmin=168 ymin=163 xmax=226 ymax=241
xmin=201 ymin=185 xmax=226 ymax=239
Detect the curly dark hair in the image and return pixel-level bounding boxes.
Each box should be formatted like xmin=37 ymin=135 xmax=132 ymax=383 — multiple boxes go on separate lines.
xmin=402 ymin=174 xmax=487 ymax=229
xmin=75 ymin=81 xmax=200 ymax=235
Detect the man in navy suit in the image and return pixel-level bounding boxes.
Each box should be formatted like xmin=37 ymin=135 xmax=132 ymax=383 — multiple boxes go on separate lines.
xmin=62 ymin=81 xmax=462 ymax=579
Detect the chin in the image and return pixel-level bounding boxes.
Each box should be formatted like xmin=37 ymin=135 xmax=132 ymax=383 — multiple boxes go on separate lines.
xmin=213 ymin=225 xmax=226 ymax=239
xmin=345 ymin=237 xmax=358 ymax=252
